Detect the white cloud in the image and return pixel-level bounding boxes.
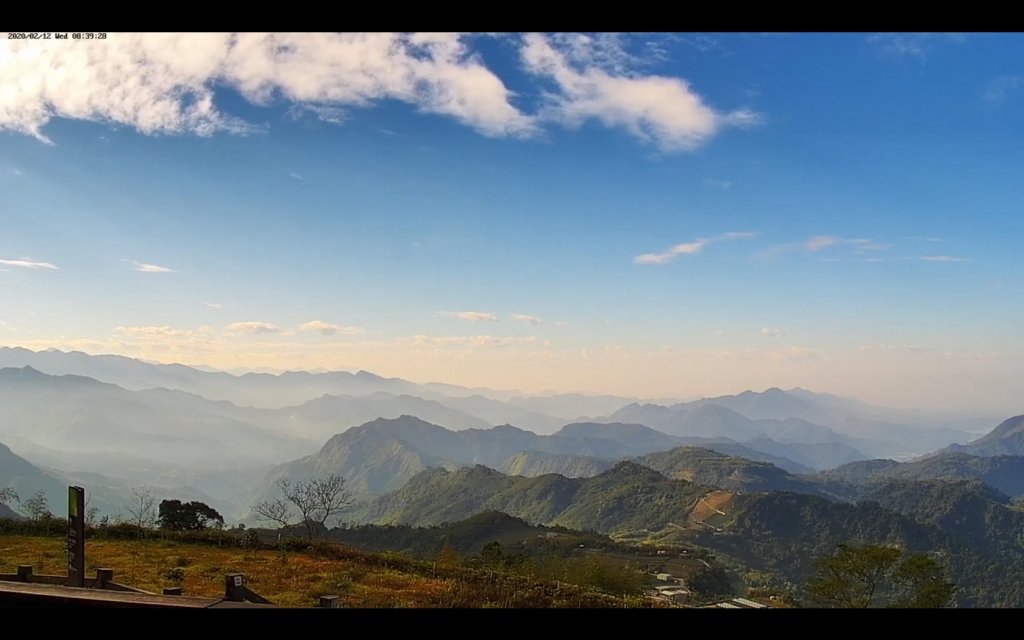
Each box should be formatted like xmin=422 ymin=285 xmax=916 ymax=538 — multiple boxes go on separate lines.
xmin=116 ymin=325 xmax=191 ymax=338
xmin=703 ymin=178 xmax=732 ymax=190
xmin=759 ymin=235 xmax=891 ymax=260
xmin=634 ymin=231 xmax=757 ymax=265
xmin=288 ymin=172 xmax=304 ymax=180
xmin=921 ymin=255 xmax=968 ymax=262
xmin=0 ymin=258 xmax=59 ymax=270
xmin=520 ymin=32 xmax=760 ymax=152
xmin=805 ymin=235 xmax=838 ymax=251
xmin=983 ymin=75 xmax=1024 ymax=107
xmin=204 ymin=302 xmax=224 ymax=310
xmin=511 ymin=313 xmax=542 ymax=325
xmin=0 ymin=33 xmax=536 ymax=143
xmin=760 ymin=327 xmax=783 ymax=337
xmin=847 ymin=238 xmax=891 ymax=251
xmin=554 ymin=320 xmax=571 ymax=327
xmin=11 ymin=168 xmax=23 ymax=176
xmin=131 ymin=261 xmax=175 ymax=273
xmin=908 ymin=236 xmax=943 ymax=243
xmin=719 ymin=231 xmax=758 ymax=240
xmin=299 ymin=320 xmax=364 ymax=336
xmin=287 ymin=104 xmax=346 ymax=125
xmin=635 ymin=241 xmax=707 ymax=265
xmin=414 ymin=335 xmax=536 ymax=347
xmin=226 ymin=321 xmax=282 ymax=334
xmin=867 ymin=33 xmax=965 ymax=60
xmin=859 ymin=343 xmax=926 ymax=354
xmin=437 ymin=311 xmax=498 ymax=323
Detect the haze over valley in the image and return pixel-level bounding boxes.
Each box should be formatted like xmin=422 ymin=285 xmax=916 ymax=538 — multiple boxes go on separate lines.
xmin=2 ymin=32 xmax=1023 ymax=608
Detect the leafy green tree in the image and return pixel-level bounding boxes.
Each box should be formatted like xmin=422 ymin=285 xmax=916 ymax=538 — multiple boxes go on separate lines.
xmin=689 ymin=565 xmax=735 ymax=601
xmin=890 ymin=553 xmax=956 ymax=608
xmin=158 ymin=499 xmax=225 ymax=531
xmin=480 ymin=540 xmax=505 ymax=569
xmin=806 ymin=544 xmax=954 ymax=608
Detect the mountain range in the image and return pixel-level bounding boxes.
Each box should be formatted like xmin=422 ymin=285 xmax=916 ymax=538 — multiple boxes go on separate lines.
xmin=0 ymin=347 xmax=1015 ymax=527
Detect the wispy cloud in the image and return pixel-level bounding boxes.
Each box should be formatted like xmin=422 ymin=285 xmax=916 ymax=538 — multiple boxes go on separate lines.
xmin=288 ymin=172 xmax=304 ymax=181
xmin=702 ymin=178 xmax=732 ymax=190
xmin=921 ymin=255 xmax=968 ymax=262
xmin=11 ymin=168 xmax=23 ymax=176
xmin=413 ymin=335 xmax=536 ymax=347
xmin=204 ymin=302 xmax=224 ymax=310
xmin=805 ymin=235 xmax=838 ymax=251
xmin=847 ymin=238 xmax=892 ymax=252
xmin=0 ymin=33 xmax=536 ymax=144
xmin=299 ymin=320 xmax=364 ymax=336
xmin=759 ymin=236 xmax=890 ymax=260
xmin=226 ymin=321 xmax=282 ymax=335
xmin=116 ymin=325 xmax=192 ymax=338
xmin=520 ymin=32 xmax=761 ymax=152
xmin=1 ymin=33 xmax=762 ymax=153
xmin=0 ymin=258 xmax=59 ymax=270
xmin=130 ymin=261 xmax=175 ymax=273
xmin=634 ymin=231 xmax=758 ymax=265
xmin=287 ymin=104 xmax=347 ymax=125
xmin=760 ymin=327 xmax=783 ymax=337
xmin=908 ymin=236 xmax=943 ymax=243
xmin=437 ymin=311 xmax=498 ymax=323
xmin=867 ymin=33 xmax=965 ymax=60
xmin=983 ymin=75 xmax=1024 ymax=108
xmin=511 ymin=313 xmax=542 ymax=325
xmin=554 ymin=320 xmax=571 ymax=327
xmin=859 ymin=343 xmax=926 ymax=354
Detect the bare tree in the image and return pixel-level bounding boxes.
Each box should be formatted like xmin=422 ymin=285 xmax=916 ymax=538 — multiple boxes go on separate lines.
xmin=252 ymin=475 xmax=351 ymax=540
xmin=252 ymin=497 xmax=293 ymax=528
xmin=21 ymin=490 xmax=51 ymax=521
xmin=0 ymin=488 xmax=19 ymax=509
xmin=126 ymin=486 xmax=156 ymax=537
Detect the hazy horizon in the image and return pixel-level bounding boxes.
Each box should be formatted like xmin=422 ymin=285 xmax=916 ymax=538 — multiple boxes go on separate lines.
xmin=2 ymin=33 xmax=1022 ymax=415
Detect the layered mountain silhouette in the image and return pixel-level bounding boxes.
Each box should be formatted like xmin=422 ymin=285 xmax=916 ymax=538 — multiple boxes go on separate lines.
xmin=944 ymin=415 xmax=1024 ymax=457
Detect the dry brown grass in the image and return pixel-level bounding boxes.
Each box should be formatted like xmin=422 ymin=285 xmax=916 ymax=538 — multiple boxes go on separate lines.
xmin=0 ymin=536 xmax=455 ymax=607
xmin=0 ymin=535 xmax=638 ymax=607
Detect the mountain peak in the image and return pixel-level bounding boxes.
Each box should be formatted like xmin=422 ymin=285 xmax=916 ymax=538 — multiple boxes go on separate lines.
xmin=354 ymin=370 xmax=386 ymax=381
xmin=976 ymin=414 xmax=1024 ymax=442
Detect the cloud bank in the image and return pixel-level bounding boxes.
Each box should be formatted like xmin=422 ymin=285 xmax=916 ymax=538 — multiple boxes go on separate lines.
xmin=1 ymin=33 xmax=755 ymax=152
xmin=438 ymin=310 xmax=498 ymax=323
xmin=299 ymin=320 xmax=364 ymax=336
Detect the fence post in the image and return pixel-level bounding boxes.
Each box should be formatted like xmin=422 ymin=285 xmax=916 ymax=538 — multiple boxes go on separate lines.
xmin=96 ymin=568 xmax=113 ymax=588
xmin=225 ymin=573 xmax=245 ymax=601
xmin=319 ymin=595 xmax=340 ymax=608
xmin=17 ymin=565 xmax=32 ymax=582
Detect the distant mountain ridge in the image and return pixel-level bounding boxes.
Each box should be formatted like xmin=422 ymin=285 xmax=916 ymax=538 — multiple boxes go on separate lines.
xmin=610 ymin=387 xmax=973 ymax=458
xmin=242 ymin=416 xmax=696 ymax=507
xmin=0 ymin=367 xmax=316 ymax=469
xmin=0 ymin=347 xmax=645 ymax=420
xmin=943 ymin=415 xmax=1024 ymax=457
xmin=816 ymin=452 xmax=1024 ymax=498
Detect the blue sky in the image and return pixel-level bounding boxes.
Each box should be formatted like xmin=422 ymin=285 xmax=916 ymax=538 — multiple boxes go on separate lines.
xmin=1 ymin=33 xmax=1022 ymax=411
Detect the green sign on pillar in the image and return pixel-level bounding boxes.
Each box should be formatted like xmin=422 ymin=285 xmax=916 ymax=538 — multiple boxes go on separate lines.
xmin=67 ymin=486 xmax=85 ymax=587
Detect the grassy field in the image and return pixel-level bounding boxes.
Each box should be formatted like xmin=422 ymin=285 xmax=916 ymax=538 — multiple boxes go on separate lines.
xmin=0 ymin=534 xmax=641 ymax=607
